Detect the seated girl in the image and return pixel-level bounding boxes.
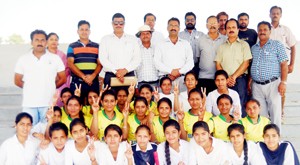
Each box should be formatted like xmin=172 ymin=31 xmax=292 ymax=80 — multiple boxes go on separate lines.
xmin=207 ymin=94 xmax=240 ymax=141
xmin=157 ymin=119 xmax=189 ymax=165
xmin=189 ymin=121 xmax=229 ymax=165
xmin=258 ymin=124 xmax=300 ymax=165
xmin=240 ymin=99 xmax=270 ymax=142
xmin=227 ymin=123 xmax=264 ymax=165
xmin=132 ymin=125 xmax=158 ymax=165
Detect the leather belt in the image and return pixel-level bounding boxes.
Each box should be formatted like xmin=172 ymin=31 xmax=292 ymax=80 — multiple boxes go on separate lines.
xmin=253 ymin=77 xmax=278 ymax=85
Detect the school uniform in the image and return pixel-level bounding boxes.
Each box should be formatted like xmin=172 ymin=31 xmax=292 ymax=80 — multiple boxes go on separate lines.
xmin=189 ymin=137 xmax=230 ymax=165
xmin=226 ymin=141 xmax=265 ymax=165
xmin=257 ymin=141 xmax=300 ymax=165
xmin=64 ymin=137 xmax=95 ymax=165
xmin=157 ymin=139 xmax=189 ymax=165
xmin=127 ymin=114 xmax=142 ymax=143
xmin=240 ymin=116 xmax=270 ymax=142
xmin=0 ymin=135 xmax=40 ymax=165
xmin=38 ymin=142 xmax=65 ymax=165
xmin=95 ymin=141 xmax=134 ymax=165
xmin=132 ymin=142 xmax=157 ymax=165
xmin=151 ymin=116 xmax=167 ymax=143
xmin=96 ymin=109 xmax=123 ymax=141
xmin=61 ymin=115 xmax=92 ymax=138
xmin=183 ymin=110 xmax=213 ymax=141
xmin=207 ymin=114 xmax=240 ymax=141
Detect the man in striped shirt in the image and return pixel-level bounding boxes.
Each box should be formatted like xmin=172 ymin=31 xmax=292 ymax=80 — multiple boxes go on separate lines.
xmin=67 ymin=20 xmax=102 ymax=103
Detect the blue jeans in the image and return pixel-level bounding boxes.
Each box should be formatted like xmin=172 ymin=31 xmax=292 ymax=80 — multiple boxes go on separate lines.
xmin=22 ymin=106 xmax=49 ymax=126
xmin=230 ymin=75 xmax=248 ymax=117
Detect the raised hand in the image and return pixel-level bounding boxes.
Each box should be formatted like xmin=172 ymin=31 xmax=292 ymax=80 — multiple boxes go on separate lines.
xmin=128 ymin=82 xmax=136 ymax=96
xmin=46 ymin=106 xmax=54 ymax=121
xmin=176 ymin=102 xmax=185 ymax=121
xmin=148 ymin=105 xmax=155 ymax=122
xmin=153 ymin=87 xmax=160 ymax=102
xmin=232 ymin=105 xmax=241 ymax=122
xmin=122 ymin=101 xmax=130 ymax=118
xmin=125 ymin=141 xmax=133 ymax=159
xmin=91 ymin=96 xmax=100 ymax=114
xmin=200 ymin=87 xmax=207 ymax=109
xmin=173 ymin=82 xmax=180 ymax=96
xmin=74 ymin=83 xmax=82 ymax=97
xmin=87 ymin=137 xmax=97 ymax=163
xmin=99 ymin=84 xmax=111 ymax=99
xmin=51 ymin=90 xmax=59 ymax=106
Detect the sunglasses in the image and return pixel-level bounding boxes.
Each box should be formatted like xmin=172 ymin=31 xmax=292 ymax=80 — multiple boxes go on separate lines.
xmin=113 ymin=21 xmax=125 ymax=25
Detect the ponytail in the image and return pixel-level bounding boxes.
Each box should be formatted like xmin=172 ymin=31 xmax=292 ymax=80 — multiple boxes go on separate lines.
xmin=243 ymin=139 xmax=248 ymax=165
xmin=165 ymin=141 xmax=171 ymax=165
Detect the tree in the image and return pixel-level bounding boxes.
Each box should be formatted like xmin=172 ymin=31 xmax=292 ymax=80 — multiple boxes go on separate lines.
xmin=6 ymin=34 xmax=25 ymax=44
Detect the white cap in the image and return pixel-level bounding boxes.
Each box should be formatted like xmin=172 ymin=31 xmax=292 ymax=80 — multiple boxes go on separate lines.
xmin=136 ymin=25 xmax=152 ymax=37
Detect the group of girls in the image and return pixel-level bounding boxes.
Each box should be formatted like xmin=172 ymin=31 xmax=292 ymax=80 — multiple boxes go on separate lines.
xmin=0 ymin=69 xmax=299 ymax=164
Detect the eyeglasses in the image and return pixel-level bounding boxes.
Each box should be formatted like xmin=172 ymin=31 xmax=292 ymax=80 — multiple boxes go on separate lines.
xmin=113 ymin=21 xmax=125 ymax=26
xmin=186 ymin=18 xmax=195 ymax=22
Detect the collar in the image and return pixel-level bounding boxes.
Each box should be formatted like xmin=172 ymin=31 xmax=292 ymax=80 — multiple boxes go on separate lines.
xmin=246 ymin=115 xmax=261 ymax=124
xmin=102 ymin=110 xmax=116 ymax=121
xmin=226 ymin=37 xmax=241 ymax=44
xmin=77 ymin=39 xmax=92 ymax=46
xmin=135 ymin=142 xmax=153 ymax=151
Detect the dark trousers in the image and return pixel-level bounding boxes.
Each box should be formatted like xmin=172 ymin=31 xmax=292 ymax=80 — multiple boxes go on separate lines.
xmin=70 ymin=76 xmax=99 ymax=104
xmin=197 ymin=78 xmax=217 ymax=95
xmin=229 ymin=74 xmax=248 ymax=117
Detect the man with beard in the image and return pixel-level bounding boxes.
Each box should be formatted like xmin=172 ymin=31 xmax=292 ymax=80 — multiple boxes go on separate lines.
xmin=179 ymin=12 xmax=204 ymax=77
xmin=269 ymin=6 xmax=297 ymax=120
xmin=250 ymin=21 xmax=288 ymax=131
xmin=215 ymin=19 xmax=252 ymax=117
xmin=198 ymin=16 xmax=226 ymax=95
xmin=238 ymin=12 xmax=258 ymax=48
xmin=14 ymin=29 xmax=66 ymax=125
xmin=216 ymin=11 xmax=229 ymax=36
xmin=154 ymin=17 xmax=193 ymax=92
xmin=135 ymin=25 xmax=159 ymax=89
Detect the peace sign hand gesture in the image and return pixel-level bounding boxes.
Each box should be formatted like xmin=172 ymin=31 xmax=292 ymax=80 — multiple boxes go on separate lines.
xmin=232 ymin=105 xmax=241 ymax=123
xmin=176 ymin=102 xmax=185 ymax=121
xmin=87 ymin=137 xmax=96 ymax=162
xmin=99 ymin=84 xmax=111 ymax=99
xmin=125 ymin=141 xmax=133 ymax=160
xmin=74 ymin=83 xmax=81 ymax=97
xmin=122 ymin=101 xmax=130 ymax=118
xmin=173 ymin=82 xmax=180 ymax=96
xmin=128 ymin=82 xmax=136 ymax=96
xmin=91 ymin=96 xmax=100 ymax=114
xmin=153 ymin=87 xmax=160 ymax=102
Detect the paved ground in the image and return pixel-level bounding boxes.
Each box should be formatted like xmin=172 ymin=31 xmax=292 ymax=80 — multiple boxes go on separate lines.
xmin=0 ymin=84 xmax=299 ymax=156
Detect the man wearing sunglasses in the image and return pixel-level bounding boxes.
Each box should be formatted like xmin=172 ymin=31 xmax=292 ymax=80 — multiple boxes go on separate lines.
xmin=99 ymin=13 xmax=141 ymax=88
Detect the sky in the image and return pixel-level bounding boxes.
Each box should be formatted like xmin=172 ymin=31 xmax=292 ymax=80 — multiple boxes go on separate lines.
xmin=0 ymin=0 xmax=298 ymax=43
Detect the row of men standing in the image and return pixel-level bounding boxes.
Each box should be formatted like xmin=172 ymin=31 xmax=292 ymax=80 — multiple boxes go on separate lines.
xmin=14 ymin=6 xmax=296 ymax=132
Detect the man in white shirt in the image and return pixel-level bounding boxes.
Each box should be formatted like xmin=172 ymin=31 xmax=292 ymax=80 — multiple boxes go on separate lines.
xmin=143 ymin=13 xmax=165 ymax=47
xmin=154 ymin=17 xmax=194 ymax=92
xmin=269 ymin=5 xmax=297 ymax=118
xmin=14 ymin=30 xmax=66 ymax=125
xmin=99 ymin=13 xmax=141 ymax=88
